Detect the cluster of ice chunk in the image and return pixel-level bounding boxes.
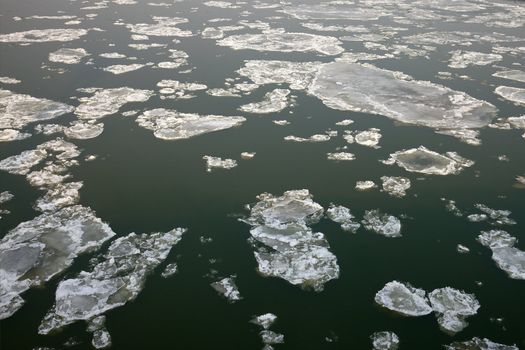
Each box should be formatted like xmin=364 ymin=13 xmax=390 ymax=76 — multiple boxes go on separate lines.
xmin=242 ymin=190 xmax=339 ymax=291
xmin=251 ymin=313 xmax=283 ymax=349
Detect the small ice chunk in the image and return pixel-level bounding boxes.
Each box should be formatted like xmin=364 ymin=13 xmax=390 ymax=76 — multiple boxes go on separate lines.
xmin=327 ymin=152 xmax=355 ymax=161
xmin=211 ymin=276 xmax=241 ymax=302
xmin=0 ymin=77 xmax=21 ymax=84
xmin=284 ymin=134 xmax=331 ymax=142
xmin=103 ymin=64 xmax=145 ymax=75
xmin=354 ymin=128 xmax=382 ymax=148
xmin=374 ymin=281 xmax=432 ymax=316
xmin=474 ymin=204 xmax=515 ymax=226
xmin=0 ymin=28 xmax=88 ymax=43
xmin=448 ymin=51 xmax=502 ymax=69
xmin=326 ymin=204 xmax=360 ymax=233
xmin=380 ymin=176 xmax=411 ymax=198
xmin=239 ymin=89 xmax=290 ymax=114
xmin=0 ymin=129 xmax=31 ymax=142
xmin=49 ymin=48 xmax=88 ymax=64
xmin=251 ymin=313 xmax=277 ymax=329
xmin=260 ymin=330 xmax=284 ymax=345
xmin=241 ymin=152 xmax=256 ymax=159
xmin=273 ymin=120 xmax=290 ymax=126
xmin=356 ymin=180 xmax=377 ymax=191
xmin=362 ymin=210 xmax=401 ymax=237
xmin=161 ymin=263 xmax=178 ymax=278
xmin=457 ymin=245 xmax=470 ymax=254
xmin=371 ymin=331 xmax=399 ymax=350
xmin=428 ymin=287 xmax=480 ymax=334
xmin=92 ymin=328 xmax=111 ymax=349
xmin=203 ymin=156 xmax=237 ymax=171
xmin=335 ymin=119 xmax=353 ymax=126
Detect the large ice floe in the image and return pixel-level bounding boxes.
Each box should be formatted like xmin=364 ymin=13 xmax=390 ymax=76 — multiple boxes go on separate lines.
xmin=0 ymin=89 xmax=74 ymax=130
xmin=382 ymin=146 xmax=474 ymax=175
xmin=242 ymin=190 xmax=339 ymax=291
xmin=444 ymin=337 xmax=518 ymax=350
xmin=0 ymin=205 xmax=116 ymax=320
xmin=0 ymin=28 xmax=88 ymax=43
xmin=477 ymin=230 xmax=525 ymax=280
xmin=38 ymin=228 xmax=186 ymax=336
xmin=75 ymin=87 xmax=153 ymax=120
xmin=217 ymin=32 xmax=344 ymax=56
xmin=371 ymin=331 xmax=400 ymax=350
xmin=136 ymin=109 xmax=245 ymax=140
xmin=493 ymin=70 xmax=525 ymax=84
xmin=375 ymin=281 xmax=480 ymax=334
xmin=239 ymin=89 xmax=291 ymax=114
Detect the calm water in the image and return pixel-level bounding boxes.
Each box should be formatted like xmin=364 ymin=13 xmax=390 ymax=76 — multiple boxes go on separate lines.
xmin=1 ymin=0 xmax=524 ymax=349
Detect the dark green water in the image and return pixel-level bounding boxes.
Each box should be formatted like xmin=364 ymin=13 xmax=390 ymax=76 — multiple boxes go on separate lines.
xmin=1 ymin=0 xmax=524 ymax=349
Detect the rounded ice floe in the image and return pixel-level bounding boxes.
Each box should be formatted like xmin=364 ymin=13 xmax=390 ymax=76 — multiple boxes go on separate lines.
xmin=380 ymin=176 xmax=411 ymax=198
xmin=0 ymin=77 xmax=21 ymax=84
xmin=308 ymin=62 xmax=497 ymax=130
xmin=362 ymin=210 xmax=401 ymax=237
xmin=0 ymin=149 xmax=48 ymax=175
xmin=428 ymin=287 xmax=480 ymax=334
xmin=374 ymin=281 xmax=433 ymax=316
xmin=217 ymin=32 xmax=344 ymax=56
xmin=382 ymin=146 xmax=474 ymax=175
xmin=49 ymin=48 xmax=89 ymax=64
xmin=64 ymin=121 xmax=104 ymax=140
xmin=371 ymin=331 xmax=399 ymax=350
xmin=126 ymin=17 xmax=192 ymax=37
xmin=354 ymin=128 xmax=382 ymax=148
xmin=103 ymin=63 xmax=145 ymax=75
xmin=495 ymin=86 xmax=525 ymax=106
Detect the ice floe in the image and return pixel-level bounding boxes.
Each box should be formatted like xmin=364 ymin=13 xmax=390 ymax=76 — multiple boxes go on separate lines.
xmin=0 ymin=77 xmax=21 ymax=85
xmin=374 ymin=281 xmax=432 ymax=316
xmin=284 ymin=134 xmax=331 ymax=143
xmin=251 ymin=313 xmax=277 ymax=330
xmin=211 ymin=276 xmax=242 ymax=302
xmin=126 ymin=17 xmax=192 ymax=37
xmin=478 ymin=230 xmax=525 ymax=280
xmin=38 ymin=228 xmax=186 ymax=334
xmin=473 ymin=204 xmax=516 ymax=226
xmin=495 ymin=86 xmax=525 ymax=106
xmin=157 ymin=79 xmax=206 ymax=99
xmin=380 ymin=176 xmax=411 ymax=198
xmin=64 ymin=121 xmax=104 ymax=139
xmin=136 ymin=109 xmax=245 ymax=140
xmin=326 ymin=204 xmax=360 ymax=233
xmin=382 ymin=146 xmax=474 ymax=175
xmin=0 ymin=129 xmax=31 ymax=142
xmin=356 ymin=180 xmax=377 ymax=191
xmin=49 ymin=48 xmax=88 ymax=64
xmin=242 ymin=190 xmax=339 ymax=291
xmin=448 ymin=51 xmax=502 ymax=69
xmin=444 ymin=337 xmax=518 ymax=350
xmin=0 ymin=28 xmax=88 ymax=43
xmin=161 ymin=263 xmax=178 ymax=278
xmin=103 ymin=63 xmax=145 ymax=75
xmin=428 ymin=287 xmax=480 ymax=334
xmin=493 ymin=70 xmax=525 ymax=84
xmin=362 ymin=210 xmax=401 ymax=238
xmin=327 ymin=152 xmax=355 ymax=161
xmin=237 ymin=60 xmax=320 ymax=90
xmin=203 ymin=156 xmax=237 ymax=171
xmin=371 ymin=331 xmax=399 ymax=350
xmin=239 ymin=89 xmax=291 ymax=114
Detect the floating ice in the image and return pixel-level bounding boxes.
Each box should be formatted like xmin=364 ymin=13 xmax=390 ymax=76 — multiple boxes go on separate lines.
xmin=474 ymin=204 xmax=516 ymax=226
xmin=202 ymin=27 xmax=224 ymax=39
xmin=353 ymin=129 xmax=382 ymax=148
xmin=239 ymin=89 xmax=290 ymax=114
xmin=457 ymin=245 xmax=470 ymax=254
xmin=260 ymin=330 xmax=284 ymax=345
xmin=0 ymin=149 xmax=48 ymax=175
xmin=493 ymin=70 xmax=525 ymax=84
xmin=495 ymin=86 xmax=525 ymax=106
xmin=444 ymin=337 xmax=518 ymax=350
xmin=203 ymin=156 xmax=237 ymax=172
xmin=243 ymin=190 xmax=339 ymax=291
xmin=380 ymin=176 xmax=411 ymax=198
xmin=308 ymin=62 xmax=497 ymax=130
xmin=241 ymin=152 xmax=256 ymax=159
xmin=0 ymin=77 xmax=21 ymax=84
xmin=0 ymin=28 xmax=88 ymax=43
xmin=64 ymin=121 xmax=104 ymax=139
xmin=281 ymin=3 xmax=385 ymax=21
xmin=238 ymin=60 xmax=320 ymax=90
xmin=137 ymin=109 xmax=245 ymax=140
xmin=211 ymin=276 xmax=241 ymax=302
xmin=448 ymin=51 xmax=502 ymax=69
xmin=362 ymin=210 xmax=401 ymax=238
xmin=0 ymin=129 xmax=31 ymax=142
xmin=428 ymin=287 xmax=480 ymax=334
xmin=356 ymin=180 xmax=377 ymax=191
xmin=49 ymin=48 xmax=88 ymax=64
xmin=126 ymin=17 xmax=192 ymax=37
xmin=161 ymin=263 xmax=178 ymax=278
xmin=284 ymin=134 xmax=330 ymax=143
xmin=435 ymin=129 xmax=481 ymax=146
xmin=34 ymin=182 xmax=82 ymax=212
xmin=157 ymin=80 xmax=207 ymax=99
xmin=103 ymin=64 xmax=145 ymax=75
xmin=38 ymin=228 xmax=186 ymax=334
xmin=0 ymin=205 xmax=116 ymax=320
xmin=371 ymin=331 xmax=400 ymax=350
xmin=204 ymin=1 xmax=240 ymax=8
xmin=0 ymin=89 xmax=74 ymax=130
xmin=327 ymin=152 xmax=355 ymax=161
xmin=477 ymin=230 xmax=525 ymax=280
xmin=218 ymin=32 xmax=344 ymax=56
xmin=326 ymin=204 xmax=360 ymax=233
xmin=75 ymin=87 xmax=153 ymax=120
xmin=374 ymin=281 xmax=432 ymax=316
xmin=382 ymin=146 xmax=474 ymax=175
xmin=251 ymin=313 xmax=277 ymax=330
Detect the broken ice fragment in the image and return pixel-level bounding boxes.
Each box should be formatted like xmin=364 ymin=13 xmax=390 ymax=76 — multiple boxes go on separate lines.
xmin=362 ymin=210 xmax=401 ymax=238
xmin=284 ymin=134 xmax=330 ymax=142
xmin=211 ymin=276 xmax=241 ymax=302
xmin=477 ymin=230 xmax=525 ymax=280
xmin=241 ymin=152 xmax=256 ymax=159
xmin=260 ymin=330 xmax=284 ymax=345
xmin=0 ymin=129 xmax=31 ymax=142
xmin=354 ymin=129 xmax=382 ymax=148
xmin=161 ymin=263 xmax=178 ymax=278
xmin=428 ymin=287 xmax=480 ymax=334
xmin=203 ymin=156 xmax=237 ymax=171
xmin=380 ymin=176 xmax=411 ymax=198
xmin=493 ymin=70 xmax=525 ymax=84
xmin=371 ymin=331 xmax=399 ymax=350
xmin=374 ymin=281 xmax=432 ymax=316
xmin=49 ymin=48 xmax=88 ymax=64
xmin=103 ymin=64 xmax=145 ymax=75
xmin=239 ymin=89 xmax=291 ymax=114
xmin=251 ymin=313 xmax=277 ymax=330
xmin=356 ymin=181 xmax=377 ymax=191
xmin=457 ymin=245 xmax=470 ymax=254
xmin=326 ymin=205 xmax=360 ymax=233
xmin=0 ymin=149 xmax=48 ymax=175
xmin=64 ymin=121 xmax=104 ymax=139
xmin=474 ymin=204 xmax=516 ymax=226
xmin=448 ymin=51 xmax=502 ymax=69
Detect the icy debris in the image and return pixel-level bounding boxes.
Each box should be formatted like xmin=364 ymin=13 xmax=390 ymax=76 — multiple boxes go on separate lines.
xmin=211 ymin=276 xmax=241 ymax=302
xmin=251 ymin=313 xmax=277 ymax=330
xmin=477 ymin=230 xmax=525 ymax=280
xmin=203 ymin=156 xmax=237 ymax=172
xmin=0 ymin=77 xmax=21 ymax=85
xmin=448 ymin=51 xmax=502 ymax=69
xmin=49 ymin=48 xmax=88 ymax=64
xmin=126 ymin=17 xmax=192 ymax=37
xmin=375 ymin=281 xmax=432 ymax=316
xmin=137 ymin=109 xmax=245 ymax=140
xmin=0 ymin=89 xmax=74 ymax=130
xmin=468 ymin=214 xmax=486 ymax=222
xmin=457 ymin=245 xmax=470 ymax=254
xmin=474 ymin=204 xmax=516 ymax=226
xmin=356 ymin=181 xmax=377 ymax=191
xmin=362 ymin=210 xmax=401 ymax=238
xmin=0 ymin=129 xmax=31 ymax=142
xmin=382 ymin=146 xmax=473 ymax=175
xmin=239 ymin=89 xmax=291 ymax=114
xmin=444 ymin=337 xmax=518 ymax=350
xmin=380 ymin=176 xmax=411 ymax=198
xmin=260 ymin=330 xmax=284 ymax=345
xmin=38 ymin=228 xmax=186 ymax=334
xmin=103 ymin=64 xmax=145 ymax=75
xmin=435 ymin=129 xmax=481 ymax=146
xmin=284 ymin=134 xmax=330 ymax=143
xmin=243 ymin=190 xmax=339 ymax=291
xmin=241 ymin=152 xmax=256 ymax=159
xmin=0 ymin=191 xmax=13 ymax=204
xmin=161 ymin=263 xmax=178 ymax=278
xmin=443 ymin=199 xmax=462 ymax=216
xmin=326 ymin=205 xmax=360 ymax=233
xmin=428 ymin=287 xmax=480 ymax=334
xmin=0 ymin=205 xmax=116 ymax=320
xmin=308 ymin=62 xmax=497 ymax=130
xmin=64 ymin=121 xmax=104 ymax=139
xmin=218 ymin=32 xmax=343 ymax=56
xmin=34 ymin=182 xmax=82 ymax=212
xmin=495 ymin=86 xmax=525 ymax=106
xmin=371 ymin=331 xmax=399 ymax=350
xmin=493 ymin=70 xmax=525 ymax=84
xmin=327 ymin=152 xmax=355 ymax=161
xmin=75 ymin=87 xmax=153 ymax=120
xmin=0 ymin=28 xmax=88 ymax=43
xmin=238 ymin=60 xmax=320 ymax=90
